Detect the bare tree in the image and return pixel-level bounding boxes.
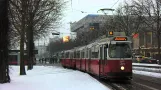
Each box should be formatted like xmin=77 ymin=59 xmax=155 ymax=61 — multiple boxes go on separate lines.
xmin=103 ymin=2 xmax=144 ymax=36
xmin=9 ymin=0 xmax=66 ymax=72
xmin=25 ymin=0 xmax=65 ymax=70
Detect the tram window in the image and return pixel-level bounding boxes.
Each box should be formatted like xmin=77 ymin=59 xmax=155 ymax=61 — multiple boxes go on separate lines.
xmin=76 ymin=51 xmax=80 ymax=58
xmin=65 ymin=53 xmax=67 ymax=58
xmin=65 ymin=52 xmax=69 ymax=58
xmin=70 ymin=53 xmax=73 ymax=58
xmin=74 ymin=52 xmax=76 ymax=58
xmin=70 ymin=53 xmax=71 ymax=58
xmin=81 ymin=51 xmax=85 ymax=58
xmin=91 ymin=46 xmax=99 ymax=58
xmin=85 ymin=49 xmax=88 ymax=58
xmin=108 ymin=43 xmax=132 ymax=58
xmin=104 ymin=44 xmax=108 ymax=59
xmin=72 ymin=53 xmax=74 ymax=58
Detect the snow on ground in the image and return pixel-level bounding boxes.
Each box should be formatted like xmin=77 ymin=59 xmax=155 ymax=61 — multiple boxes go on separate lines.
xmin=133 ymin=67 xmax=161 ymax=73
xmin=0 ymin=66 xmax=110 ymax=90
xmin=133 ymin=70 xmax=161 ymax=78
xmin=133 ymin=63 xmax=161 ymax=76
xmin=133 ymin=63 xmax=161 ymax=67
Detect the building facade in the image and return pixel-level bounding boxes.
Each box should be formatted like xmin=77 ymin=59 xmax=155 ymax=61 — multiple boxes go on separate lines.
xmin=133 ymin=31 xmax=161 ymax=58
xmin=35 ymin=45 xmax=47 ymax=59
xmin=70 ymin=14 xmax=108 ymax=34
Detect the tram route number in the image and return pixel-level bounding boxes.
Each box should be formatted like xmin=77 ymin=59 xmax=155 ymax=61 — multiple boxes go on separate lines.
xmin=120 ymin=60 xmax=125 ymax=66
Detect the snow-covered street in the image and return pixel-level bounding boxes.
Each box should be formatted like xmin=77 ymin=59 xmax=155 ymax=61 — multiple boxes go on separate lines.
xmin=0 ymin=66 xmax=110 ymax=90
xmin=1 ymin=65 xmax=161 ymax=90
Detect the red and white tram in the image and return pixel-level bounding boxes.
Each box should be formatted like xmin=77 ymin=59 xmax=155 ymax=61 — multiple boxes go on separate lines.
xmin=61 ymin=32 xmax=132 ymax=80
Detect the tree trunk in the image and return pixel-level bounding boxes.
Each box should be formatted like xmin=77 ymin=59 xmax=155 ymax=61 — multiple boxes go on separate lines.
xmin=156 ymin=1 xmax=161 ymax=64
xmin=20 ymin=0 xmax=26 ymax=75
xmin=27 ymin=13 xmax=34 ymax=70
xmin=27 ymin=28 xmax=32 ymax=70
xmin=0 ymin=0 xmax=10 ymax=83
xmin=20 ymin=32 xmax=26 ymax=75
xmin=157 ymin=31 xmax=161 ymax=64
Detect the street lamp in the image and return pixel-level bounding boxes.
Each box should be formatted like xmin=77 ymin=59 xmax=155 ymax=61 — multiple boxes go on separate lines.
xmin=52 ymin=32 xmax=60 ymax=35
xmin=97 ymin=8 xmax=115 ymax=15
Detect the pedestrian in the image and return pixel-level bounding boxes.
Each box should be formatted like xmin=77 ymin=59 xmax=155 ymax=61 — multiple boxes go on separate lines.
xmin=39 ymin=58 xmax=41 ymax=63
xmin=45 ymin=58 xmax=47 ymax=64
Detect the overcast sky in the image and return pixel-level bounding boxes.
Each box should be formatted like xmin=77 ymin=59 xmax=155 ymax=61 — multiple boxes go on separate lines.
xmin=61 ymin=0 xmax=125 ymax=33
xmin=37 ymin=0 xmax=127 ymax=46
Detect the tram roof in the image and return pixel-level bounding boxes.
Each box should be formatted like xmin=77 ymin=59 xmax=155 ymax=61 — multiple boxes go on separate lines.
xmin=75 ymin=46 xmax=86 ymax=51
xmin=64 ymin=49 xmax=74 ymax=52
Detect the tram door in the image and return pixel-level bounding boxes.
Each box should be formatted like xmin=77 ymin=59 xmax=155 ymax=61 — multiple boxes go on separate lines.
xmin=88 ymin=49 xmax=91 ymax=72
xmin=99 ymin=44 xmax=108 ymax=76
xmin=99 ymin=45 xmax=104 ymax=75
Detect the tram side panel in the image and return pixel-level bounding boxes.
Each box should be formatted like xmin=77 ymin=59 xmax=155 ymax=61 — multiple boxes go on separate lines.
xmin=81 ymin=59 xmax=86 ymax=71
xmin=65 ymin=58 xmax=71 ymax=68
xmin=90 ymin=59 xmax=99 ymax=75
xmin=70 ymin=58 xmax=75 ymax=69
xmin=85 ymin=59 xmax=90 ymax=72
xmin=76 ymin=59 xmax=81 ymax=70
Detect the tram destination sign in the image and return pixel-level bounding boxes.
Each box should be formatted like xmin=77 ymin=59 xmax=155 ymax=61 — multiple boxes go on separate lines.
xmin=114 ymin=37 xmax=127 ymax=41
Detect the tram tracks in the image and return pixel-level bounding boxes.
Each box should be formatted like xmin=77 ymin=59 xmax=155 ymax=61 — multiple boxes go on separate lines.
xmin=95 ymin=77 xmax=132 ymax=90
xmin=98 ymin=74 xmax=161 ymax=90
xmin=106 ymin=80 xmax=132 ymax=90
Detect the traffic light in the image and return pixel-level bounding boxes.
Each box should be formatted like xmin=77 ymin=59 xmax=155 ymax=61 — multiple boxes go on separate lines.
xmin=109 ymin=31 xmax=113 ymax=35
xmin=108 ymin=31 xmax=114 ymax=37
xmin=63 ymin=36 xmax=70 ymax=42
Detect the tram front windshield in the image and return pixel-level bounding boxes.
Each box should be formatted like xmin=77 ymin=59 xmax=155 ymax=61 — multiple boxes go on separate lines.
xmin=109 ymin=43 xmax=132 ymax=58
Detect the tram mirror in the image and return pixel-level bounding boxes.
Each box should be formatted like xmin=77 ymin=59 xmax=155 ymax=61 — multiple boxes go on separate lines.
xmin=111 ymin=41 xmax=116 ymax=44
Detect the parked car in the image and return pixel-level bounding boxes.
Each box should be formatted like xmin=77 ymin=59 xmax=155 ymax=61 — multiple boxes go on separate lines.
xmin=140 ymin=57 xmax=158 ymax=64
xmin=133 ymin=55 xmax=143 ymax=63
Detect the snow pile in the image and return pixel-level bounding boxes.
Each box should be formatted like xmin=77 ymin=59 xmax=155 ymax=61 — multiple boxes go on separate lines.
xmin=0 ymin=66 xmax=110 ymax=90
xmin=133 ymin=67 xmax=161 ymax=73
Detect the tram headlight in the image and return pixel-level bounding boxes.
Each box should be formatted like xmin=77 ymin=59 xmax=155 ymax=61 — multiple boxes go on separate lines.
xmin=121 ymin=66 xmax=125 ymax=70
